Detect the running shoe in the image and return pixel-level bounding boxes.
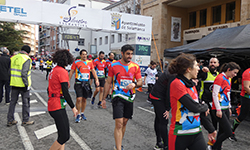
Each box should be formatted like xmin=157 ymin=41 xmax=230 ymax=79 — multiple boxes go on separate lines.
xmin=114 ymin=146 xmax=124 ymax=150
xmin=75 ymin=114 xmax=81 ymax=123
xmin=229 ymin=132 xmax=237 ymax=142
xmin=154 ymin=142 xmax=164 ymax=150
xmin=207 ymin=139 xmax=216 ymax=146
xmin=97 ymin=101 xmax=102 ymax=108
xmin=81 ymin=113 xmax=87 ymax=121
xmin=207 ymin=145 xmax=212 ymax=150
xmin=146 ymin=99 xmax=152 ymax=104
xmin=7 ymin=120 xmax=18 ymax=127
xmin=22 ymin=121 xmax=35 ymax=126
xmin=91 ymin=97 xmax=95 ymax=105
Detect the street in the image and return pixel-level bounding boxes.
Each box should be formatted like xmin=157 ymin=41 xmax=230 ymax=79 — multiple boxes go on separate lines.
xmin=0 ymin=70 xmax=250 ymax=150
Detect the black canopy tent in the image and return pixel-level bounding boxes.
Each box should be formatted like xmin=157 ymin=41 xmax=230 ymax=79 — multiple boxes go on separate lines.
xmin=164 ymin=24 xmax=250 ymax=70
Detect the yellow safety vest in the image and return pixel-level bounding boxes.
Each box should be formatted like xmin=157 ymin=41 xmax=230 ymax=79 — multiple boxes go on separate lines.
xmin=10 ymin=53 xmax=32 ymax=87
xmin=199 ymin=71 xmax=219 ymax=99
xmin=46 ymin=60 xmax=53 ymax=69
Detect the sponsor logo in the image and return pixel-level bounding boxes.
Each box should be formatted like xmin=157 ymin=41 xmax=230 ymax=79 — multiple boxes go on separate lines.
xmin=136 ymin=56 xmax=142 ymax=65
xmin=111 ymin=13 xmax=122 ymax=30
xmin=59 ymin=6 xmax=87 ymax=27
xmin=0 ymin=0 xmax=27 ymax=17
xmin=137 ymin=36 xmax=150 ymax=42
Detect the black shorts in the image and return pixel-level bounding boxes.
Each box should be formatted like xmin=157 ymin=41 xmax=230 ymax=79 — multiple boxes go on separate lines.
xmin=49 ymin=109 xmax=70 ymax=145
xmin=90 ymin=72 xmax=94 ymax=79
xmin=95 ymin=78 xmax=105 ymax=87
xmin=112 ymin=97 xmax=133 ymax=119
xmin=74 ymin=83 xmax=88 ymax=98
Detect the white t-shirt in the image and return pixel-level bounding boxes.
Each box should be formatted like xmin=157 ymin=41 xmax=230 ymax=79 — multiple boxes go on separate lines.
xmin=145 ymin=67 xmax=158 ymax=84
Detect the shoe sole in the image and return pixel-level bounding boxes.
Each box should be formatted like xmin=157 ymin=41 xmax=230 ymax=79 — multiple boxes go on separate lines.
xmin=228 ymin=137 xmax=237 ymax=142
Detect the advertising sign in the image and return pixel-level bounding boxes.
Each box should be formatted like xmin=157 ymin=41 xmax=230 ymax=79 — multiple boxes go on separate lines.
xmin=133 ymin=44 xmax=151 ymax=56
xmin=127 ymin=34 xmax=151 ymax=45
xmin=171 ymin=17 xmax=181 ymax=42
xmin=62 ymin=34 xmax=79 ymax=41
xmin=0 ymin=0 xmax=152 ymax=35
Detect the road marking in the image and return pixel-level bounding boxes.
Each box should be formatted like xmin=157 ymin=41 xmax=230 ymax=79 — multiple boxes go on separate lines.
xmin=137 ymin=106 xmax=155 ymax=114
xmin=31 ymin=86 xmax=92 ymax=150
xmin=30 ymin=111 xmax=46 ymax=117
xmin=14 ymin=113 xmax=34 ymax=150
xmin=34 ymin=124 xmax=57 ymax=139
xmin=18 ymin=100 xmax=38 ymax=105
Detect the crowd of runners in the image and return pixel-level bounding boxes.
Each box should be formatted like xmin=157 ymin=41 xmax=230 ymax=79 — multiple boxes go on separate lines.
xmin=3 ymin=44 xmax=250 ymax=150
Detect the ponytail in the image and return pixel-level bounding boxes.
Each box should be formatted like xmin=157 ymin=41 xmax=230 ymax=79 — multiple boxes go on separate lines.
xmin=219 ymin=62 xmax=240 ymax=73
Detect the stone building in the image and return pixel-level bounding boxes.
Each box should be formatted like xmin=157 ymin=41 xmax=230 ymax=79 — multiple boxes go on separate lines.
xmin=141 ymin=0 xmax=250 ymax=60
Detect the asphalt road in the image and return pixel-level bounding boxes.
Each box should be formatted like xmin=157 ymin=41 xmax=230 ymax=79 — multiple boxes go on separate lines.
xmin=0 ymin=69 xmax=249 ymax=150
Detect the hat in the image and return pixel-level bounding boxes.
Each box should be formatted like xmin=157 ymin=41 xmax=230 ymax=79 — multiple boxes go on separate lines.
xmin=88 ymin=54 xmax=92 ymax=59
xmin=21 ymin=45 xmax=31 ymax=53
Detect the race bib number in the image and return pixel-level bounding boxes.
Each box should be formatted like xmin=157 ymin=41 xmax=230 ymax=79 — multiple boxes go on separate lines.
xmin=150 ymin=77 xmax=156 ymax=82
xmin=120 ymin=79 xmax=132 ymax=89
xmin=97 ymin=70 xmax=104 ymax=77
xmin=78 ymin=73 xmax=89 ymax=80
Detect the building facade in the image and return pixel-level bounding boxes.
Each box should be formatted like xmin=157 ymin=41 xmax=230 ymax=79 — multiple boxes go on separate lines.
xmin=141 ymin=0 xmax=250 ymax=60
xmin=15 ymin=23 xmax=37 ymax=56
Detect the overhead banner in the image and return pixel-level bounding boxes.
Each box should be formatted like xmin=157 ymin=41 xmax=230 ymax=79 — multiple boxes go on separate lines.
xmin=171 ymin=17 xmax=181 ymax=42
xmin=0 ymin=0 xmax=152 ymax=34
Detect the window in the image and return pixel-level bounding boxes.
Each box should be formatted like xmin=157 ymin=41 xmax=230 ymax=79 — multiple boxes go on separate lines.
xmin=78 ymin=4 xmax=85 ymax=7
xmin=226 ymin=2 xmax=235 ymax=21
xmin=78 ymin=38 xmax=85 ymax=46
xmin=111 ymin=35 xmax=114 ymax=43
xmin=99 ymin=37 xmax=102 ymax=45
xmin=200 ymin=9 xmax=207 ymax=26
xmin=118 ymin=34 xmax=122 ymax=42
xmin=105 ymin=36 xmax=108 ymax=44
xmin=212 ymin=5 xmax=221 ymax=23
xmin=189 ymin=11 xmax=196 ymax=28
xmin=94 ymin=38 xmax=97 ymax=45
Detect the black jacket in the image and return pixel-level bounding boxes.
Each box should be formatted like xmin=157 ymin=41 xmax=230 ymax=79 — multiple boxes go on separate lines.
xmin=0 ymin=53 xmax=10 ymax=81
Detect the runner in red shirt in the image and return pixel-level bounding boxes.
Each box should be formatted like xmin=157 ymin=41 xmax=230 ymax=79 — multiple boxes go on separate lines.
xmin=168 ymin=53 xmax=210 ymax=150
xmin=231 ymin=68 xmax=250 ymax=141
xmin=48 ymin=49 xmax=78 ymax=150
xmin=102 ymin=44 xmax=142 ymax=150
xmin=69 ymin=49 xmax=99 ymax=123
xmin=105 ymin=52 xmax=116 ymax=100
xmin=211 ymin=62 xmax=240 ymax=149
xmin=91 ymin=51 xmax=106 ymax=107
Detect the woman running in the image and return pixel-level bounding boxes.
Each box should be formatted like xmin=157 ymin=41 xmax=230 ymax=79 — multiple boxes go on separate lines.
xmin=211 ymin=62 xmax=240 ymax=150
xmin=168 ymin=53 xmax=210 ymax=150
xmin=48 ymin=49 xmax=78 ymax=150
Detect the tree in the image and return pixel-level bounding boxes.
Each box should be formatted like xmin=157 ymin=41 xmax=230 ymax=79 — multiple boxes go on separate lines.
xmin=0 ymin=22 xmax=26 ymax=54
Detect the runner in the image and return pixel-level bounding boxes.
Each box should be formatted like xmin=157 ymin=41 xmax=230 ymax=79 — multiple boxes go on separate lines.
xmin=210 ymin=62 xmax=240 ymax=150
xmin=198 ymin=57 xmax=220 ymax=145
xmin=47 ymin=49 xmax=78 ymax=150
xmin=102 ymin=44 xmax=142 ymax=150
xmin=88 ymin=54 xmax=95 ymax=86
xmin=230 ymin=68 xmax=250 ymax=141
xmin=144 ymin=61 xmax=158 ymax=103
xmin=39 ymin=57 xmax=44 ymax=74
xmin=168 ymin=53 xmax=210 ymax=150
xmin=45 ymin=57 xmax=53 ymax=80
xmin=91 ymin=51 xmax=106 ymax=107
xmin=105 ymin=52 xmax=115 ymax=100
xmin=69 ymin=49 xmax=99 ymax=123
xmin=149 ymin=69 xmax=175 ymax=150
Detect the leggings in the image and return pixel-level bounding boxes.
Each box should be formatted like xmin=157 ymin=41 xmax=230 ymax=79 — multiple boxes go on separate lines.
xmin=148 ymin=84 xmax=154 ymax=99
xmin=237 ymin=96 xmax=250 ymax=122
xmin=49 ymin=109 xmax=70 ymax=145
xmin=151 ymin=100 xmax=168 ymax=148
xmin=211 ymin=109 xmax=232 ymax=149
xmin=170 ymin=132 xmax=206 ymax=150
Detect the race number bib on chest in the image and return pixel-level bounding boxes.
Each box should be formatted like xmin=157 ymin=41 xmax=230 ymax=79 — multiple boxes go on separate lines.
xmin=78 ymin=73 xmax=89 ymax=80
xmin=120 ymin=79 xmax=132 ymax=89
xmin=97 ymin=70 xmax=104 ymax=76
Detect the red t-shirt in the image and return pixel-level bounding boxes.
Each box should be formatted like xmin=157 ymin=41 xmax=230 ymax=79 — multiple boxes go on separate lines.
xmin=241 ymin=68 xmax=250 ymax=98
xmin=93 ymin=57 xmax=106 ymax=78
xmin=108 ymin=60 xmax=141 ymax=102
xmin=48 ymin=66 xmax=69 ymax=111
xmin=71 ymin=59 xmax=94 ymax=81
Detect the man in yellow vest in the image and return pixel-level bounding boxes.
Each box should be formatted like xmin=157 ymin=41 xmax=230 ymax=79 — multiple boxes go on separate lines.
xmin=45 ymin=57 xmax=53 ymax=80
xmin=7 ymin=45 xmax=34 ymax=126
xmin=198 ymin=57 xmax=219 ymax=145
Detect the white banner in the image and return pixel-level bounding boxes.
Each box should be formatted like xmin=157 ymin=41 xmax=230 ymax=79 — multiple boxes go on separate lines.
xmin=133 ymin=55 xmax=151 ymax=66
xmin=127 ymin=33 xmax=151 ymax=45
xmin=0 ymin=0 xmax=152 ymax=34
xmin=171 ymin=17 xmax=181 ymax=42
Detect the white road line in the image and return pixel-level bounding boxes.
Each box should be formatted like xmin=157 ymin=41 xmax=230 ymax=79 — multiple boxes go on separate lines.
xmin=34 ymin=124 xmax=57 ymax=139
xmin=30 ymin=111 xmax=46 ymax=117
xmin=18 ymin=100 xmax=38 ymax=105
xmin=31 ymin=86 xmax=92 ymax=150
xmin=137 ymin=106 xmax=155 ymax=114
xmin=14 ymin=113 xmax=34 ymax=150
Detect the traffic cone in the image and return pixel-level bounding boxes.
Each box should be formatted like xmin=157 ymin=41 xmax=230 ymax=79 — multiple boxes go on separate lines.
xmin=137 ymin=87 xmax=143 ymax=92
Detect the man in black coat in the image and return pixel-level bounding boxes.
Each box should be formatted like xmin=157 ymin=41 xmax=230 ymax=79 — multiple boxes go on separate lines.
xmin=0 ymin=48 xmax=11 ymax=104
